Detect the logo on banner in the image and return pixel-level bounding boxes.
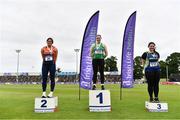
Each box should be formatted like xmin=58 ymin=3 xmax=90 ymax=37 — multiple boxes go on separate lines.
xmin=81 ymin=81 xmax=91 ymax=88
xmin=123 ymin=81 xmax=132 ymax=86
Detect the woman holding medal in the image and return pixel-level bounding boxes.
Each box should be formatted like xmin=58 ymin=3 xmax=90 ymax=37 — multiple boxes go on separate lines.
xmin=141 ymin=42 xmax=160 ymax=102
xmin=90 ymin=34 xmax=108 ymax=90
xmin=41 ymin=38 xmax=58 ymax=98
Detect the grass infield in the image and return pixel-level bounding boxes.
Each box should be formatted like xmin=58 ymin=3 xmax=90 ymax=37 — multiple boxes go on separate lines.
xmin=0 ymin=84 xmax=179 ymax=119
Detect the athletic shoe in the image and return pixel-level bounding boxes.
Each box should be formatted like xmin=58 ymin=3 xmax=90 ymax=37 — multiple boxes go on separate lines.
xmin=92 ymin=85 xmax=96 ymax=90
xmin=47 ymin=95 xmax=52 ymax=98
xmin=41 ymin=92 xmax=47 ymax=98
xmin=101 ymin=85 xmax=105 ymax=90
xmin=47 ymin=92 xmax=53 ymax=98
xmin=154 ymin=98 xmax=160 ymax=103
xmin=41 ymin=95 xmax=46 ymax=98
xmin=149 ymin=97 xmax=153 ymax=102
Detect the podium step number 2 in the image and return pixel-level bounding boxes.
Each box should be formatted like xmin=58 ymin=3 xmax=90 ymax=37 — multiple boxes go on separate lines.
xmin=89 ymin=90 xmax=111 ymax=112
xmin=34 ymin=97 xmax=58 ymax=113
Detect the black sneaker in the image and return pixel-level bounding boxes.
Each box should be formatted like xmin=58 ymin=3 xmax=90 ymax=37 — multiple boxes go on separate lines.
xmin=92 ymin=85 xmax=96 ymax=90
xmin=149 ymin=97 xmax=153 ymax=102
xmin=101 ymin=85 xmax=105 ymax=90
xmin=41 ymin=96 xmax=46 ymax=98
xmin=154 ymin=98 xmax=160 ymax=103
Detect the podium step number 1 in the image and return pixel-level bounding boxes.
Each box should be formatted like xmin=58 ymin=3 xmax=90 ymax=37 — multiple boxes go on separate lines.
xmin=34 ymin=97 xmax=58 ymax=113
xmin=89 ymin=90 xmax=111 ymax=112
xmin=145 ymin=101 xmax=168 ymax=112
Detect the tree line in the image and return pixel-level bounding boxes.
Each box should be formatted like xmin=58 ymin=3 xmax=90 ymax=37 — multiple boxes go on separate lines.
xmin=104 ymin=52 xmax=180 ymax=79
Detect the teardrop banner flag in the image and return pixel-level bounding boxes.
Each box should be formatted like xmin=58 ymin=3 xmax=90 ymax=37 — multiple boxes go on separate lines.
xmin=121 ymin=11 xmax=136 ymax=88
xmin=79 ymin=11 xmax=99 ymax=90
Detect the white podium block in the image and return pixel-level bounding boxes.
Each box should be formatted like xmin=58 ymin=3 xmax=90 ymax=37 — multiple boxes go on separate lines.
xmin=145 ymin=101 xmax=168 ymax=112
xmin=34 ymin=97 xmax=58 ymax=113
xmin=89 ymin=90 xmax=111 ymax=112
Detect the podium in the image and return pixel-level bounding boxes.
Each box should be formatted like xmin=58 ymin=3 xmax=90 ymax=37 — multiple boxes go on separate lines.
xmin=89 ymin=90 xmax=111 ymax=112
xmin=34 ymin=97 xmax=58 ymax=113
xmin=145 ymin=101 xmax=168 ymax=112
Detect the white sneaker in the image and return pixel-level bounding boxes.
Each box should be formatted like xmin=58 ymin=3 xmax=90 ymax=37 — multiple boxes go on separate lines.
xmin=47 ymin=92 xmax=53 ymax=98
xmin=41 ymin=92 xmax=47 ymax=98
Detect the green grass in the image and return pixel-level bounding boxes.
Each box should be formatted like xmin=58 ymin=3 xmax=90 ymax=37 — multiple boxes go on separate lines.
xmin=0 ymin=84 xmax=180 ymax=119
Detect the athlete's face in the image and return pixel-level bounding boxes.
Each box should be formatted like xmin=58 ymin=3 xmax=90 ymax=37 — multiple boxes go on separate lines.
xmin=47 ymin=40 xmax=53 ymax=47
xmin=148 ymin=44 xmax=156 ymax=52
xmin=96 ymin=36 xmax=101 ymax=44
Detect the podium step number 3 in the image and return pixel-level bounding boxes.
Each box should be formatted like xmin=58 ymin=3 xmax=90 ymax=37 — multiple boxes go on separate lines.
xmin=35 ymin=97 xmax=58 ymax=113
xmin=89 ymin=90 xmax=111 ymax=112
xmin=145 ymin=101 xmax=168 ymax=112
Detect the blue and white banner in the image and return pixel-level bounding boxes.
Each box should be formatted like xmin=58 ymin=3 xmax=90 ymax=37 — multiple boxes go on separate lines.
xmin=79 ymin=11 xmax=99 ymax=89
xmin=121 ymin=11 xmax=136 ymax=88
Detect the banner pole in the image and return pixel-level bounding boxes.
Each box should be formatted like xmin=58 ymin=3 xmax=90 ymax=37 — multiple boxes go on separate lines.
xmin=120 ymin=11 xmax=136 ymax=100
xmin=79 ymin=11 xmax=99 ymax=98
xmin=79 ymin=75 xmax=81 ymax=100
xmin=120 ymin=78 xmax=122 ymax=100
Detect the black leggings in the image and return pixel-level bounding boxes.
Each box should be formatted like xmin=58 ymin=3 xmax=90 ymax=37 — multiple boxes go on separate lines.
xmin=145 ymin=71 xmax=160 ymax=98
xmin=92 ymin=59 xmax=105 ymax=84
xmin=42 ymin=61 xmax=56 ymax=92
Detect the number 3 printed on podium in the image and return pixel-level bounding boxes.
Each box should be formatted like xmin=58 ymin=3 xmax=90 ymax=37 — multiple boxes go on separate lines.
xmin=157 ymin=104 xmax=161 ymax=109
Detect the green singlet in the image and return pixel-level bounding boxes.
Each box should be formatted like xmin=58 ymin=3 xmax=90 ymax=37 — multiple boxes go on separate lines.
xmin=92 ymin=43 xmax=106 ymax=59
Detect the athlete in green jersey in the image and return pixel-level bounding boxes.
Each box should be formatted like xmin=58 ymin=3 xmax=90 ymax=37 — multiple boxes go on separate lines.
xmin=90 ymin=34 xmax=108 ymax=90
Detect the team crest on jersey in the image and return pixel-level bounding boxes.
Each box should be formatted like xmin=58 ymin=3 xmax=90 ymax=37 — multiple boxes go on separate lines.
xmin=152 ymin=54 xmax=157 ymax=58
